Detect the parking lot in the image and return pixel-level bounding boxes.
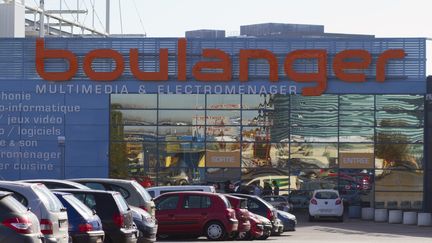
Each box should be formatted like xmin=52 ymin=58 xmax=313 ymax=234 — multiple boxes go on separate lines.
xmin=159 ymin=213 xmax=432 ymax=243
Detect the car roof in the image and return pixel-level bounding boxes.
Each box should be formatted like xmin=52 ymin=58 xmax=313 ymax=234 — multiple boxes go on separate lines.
xmin=155 ymin=191 xmax=217 ymax=198
xmin=0 ymin=180 xmax=40 ymax=188
xmin=0 ymin=191 xmax=12 ymax=199
xmin=148 ymin=185 xmax=214 ymax=190
xmin=70 ymin=178 xmax=133 ymax=184
xmin=313 ymin=189 xmax=339 ymax=193
xmin=52 ymin=191 xmax=72 ymax=196
xmin=52 ymin=188 xmax=120 ymax=196
xmin=20 ymin=179 xmax=90 ymax=189
xmin=223 ymin=194 xmax=244 ymax=200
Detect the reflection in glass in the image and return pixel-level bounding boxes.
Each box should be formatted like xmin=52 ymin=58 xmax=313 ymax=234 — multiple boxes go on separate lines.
xmin=112 ymin=110 xmax=157 ymax=125
xmin=240 ymin=168 xmax=290 ymax=192
xmin=290 ymin=143 xmax=338 ymax=169
xmin=241 ymin=143 xmax=289 ymax=168
xmin=376 ymin=111 xmax=423 ymax=127
xmin=340 ymin=95 xmax=374 ymax=110
xmin=158 ymin=126 xmax=202 ymax=141
xmin=291 ymin=110 xmax=337 ymax=127
xmin=207 ymin=94 xmax=240 ymax=109
xmin=206 ymin=168 xmax=241 ymax=186
xmin=376 ymin=127 xmax=423 ymax=143
xmin=123 ymin=126 xmax=157 ymax=141
xmin=206 ymin=110 xmax=241 ymax=125
xmin=339 ymin=143 xmax=374 ymax=154
xmin=111 ymin=94 xmax=157 ymax=109
xmin=242 ymin=94 xmax=288 ymax=110
xmin=242 ymin=126 xmax=289 ymax=143
xmin=157 ymin=168 xmax=205 ymax=186
xmin=375 ymin=144 xmax=423 ymax=169
xmin=291 ymin=95 xmax=338 ymax=110
xmin=206 ymin=126 xmax=240 ymax=141
xmin=340 ymin=110 xmax=374 ymax=126
xmin=339 ymin=127 xmax=374 ymax=142
xmin=159 ymin=94 xmax=205 ymax=109
xmin=290 ymin=127 xmax=338 ymax=142
xmin=375 ymin=170 xmax=423 ymax=192
xmin=159 ymin=110 xmax=205 ymax=126
xmin=242 ymin=110 xmax=285 ymax=126
xmin=376 ymin=95 xmax=424 ymax=110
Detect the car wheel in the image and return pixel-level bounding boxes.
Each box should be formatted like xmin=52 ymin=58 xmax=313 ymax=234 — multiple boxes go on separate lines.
xmin=205 ymin=221 xmax=226 ymax=241
xmin=237 ymin=231 xmax=247 ymax=240
xmin=257 ymin=232 xmax=270 ymax=240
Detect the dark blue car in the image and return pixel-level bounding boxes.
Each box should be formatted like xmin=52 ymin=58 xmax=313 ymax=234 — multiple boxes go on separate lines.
xmin=53 ymin=192 xmax=105 ymax=243
xmin=277 ymin=210 xmax=297 ymax=232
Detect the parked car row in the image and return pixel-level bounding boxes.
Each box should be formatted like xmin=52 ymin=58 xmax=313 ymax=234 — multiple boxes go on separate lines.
xmin=0 ymin=180 xmax=297 ymax=243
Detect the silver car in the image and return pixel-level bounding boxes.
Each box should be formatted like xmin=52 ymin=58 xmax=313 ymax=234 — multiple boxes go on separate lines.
xmin=0 ymin=181 xmax=69 ymax=243
xmin=71 ymin=178 xmax=156 ymax=217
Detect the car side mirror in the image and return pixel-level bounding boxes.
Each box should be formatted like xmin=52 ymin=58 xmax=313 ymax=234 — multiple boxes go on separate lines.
xmin=92 ymin=209 xmax=97 ymax=215
xmin=60 ymin=207 xmax=67 ymax=212
xmin=27 ymin=207 xmax=31 ymax=211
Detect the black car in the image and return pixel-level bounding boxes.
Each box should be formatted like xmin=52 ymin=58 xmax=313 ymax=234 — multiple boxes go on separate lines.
xmin=54 ymin=189 xmax=138 ymax=243
xmin=0 ymin=191 xmax=44 ymax=243
xmin=53 ymin=192 xmax=105 ymax=243
xmin=130 ymin=206 xmax=157 ymax=243
xmin=231 ymin=193 xmax=283 ymax=236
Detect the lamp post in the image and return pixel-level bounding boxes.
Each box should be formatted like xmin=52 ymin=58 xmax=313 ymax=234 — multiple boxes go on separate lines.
xmin=57 ymin=136 xmax=65 ymax=179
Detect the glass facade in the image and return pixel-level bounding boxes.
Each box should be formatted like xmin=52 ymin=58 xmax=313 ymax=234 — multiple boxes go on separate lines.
xmin=110 ymin=93 xmax=425 ymax=209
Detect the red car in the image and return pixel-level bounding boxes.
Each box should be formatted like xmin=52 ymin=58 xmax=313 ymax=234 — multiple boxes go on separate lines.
xmin=225 ymin=195 xmax=251 ymax=239
xmin=154 ymin=191 xmax=238 ymax=240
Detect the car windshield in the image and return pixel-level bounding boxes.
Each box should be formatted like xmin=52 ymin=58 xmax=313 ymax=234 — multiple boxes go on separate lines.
xmin=220 ymin=195 xmax=232 ymax=208
xmin=131 ymin=181 xmax=152 ymax=201
xmin=315 ymin=191 xmax=338 ymax=199
xmin=1 ymin=195 xmax=28 ymax=213
xmin=63 ymin=194 xmax=93 ymax=218
xmin=113 ymin=193 xmax=130 ymax=213
xmin=33 ymin=184 xmax=64 ymax=212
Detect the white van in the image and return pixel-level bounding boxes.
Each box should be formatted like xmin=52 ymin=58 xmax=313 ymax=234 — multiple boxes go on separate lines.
xmin=147 ymin=185 xmax=216 ymax=198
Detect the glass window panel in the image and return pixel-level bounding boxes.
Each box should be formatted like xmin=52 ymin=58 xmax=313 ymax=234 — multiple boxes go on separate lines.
xmin=111 ymin=94 xmax=157 ymax=109
xmin=339 ymin=95 xmax=374 ymax=110
xmin=375 ymin=144 xmax=423 ymax=169
xmin=376 ymin=111 xmax=423 ymax=127
xmin=206 ymin=110 xmax=240 ymax=125
xmin=376 ymin=95 xmax=424 ymax=110
xmin=159 ymin=145 xmax=204 ymax=168
xmin=339 ymin=127 xmax=374 ymax=143
xmin=123 ymin=126 xmax=157 ymax=141
xmin=290 ymin=143 xmax=338 ymax=169
xmin=159 ymin=110 xmax=205 ymax=126
xmin=291 ymin=127 xmax=338 ymax=142
xmin=206 ymin=168 xmax=241 ymax=187
xmin=242 ymin=126 xmax=289 ymax=143
xmin=242 ymin=110 xmax=288 ymax=126
xmin=240 ymin=168 xmax=290 ymax=193
xmin=157 ymin=168 xmax=205 ymax=186
xmin=207 ymin=94 xmax=240 ymax=109
xmin=111 ymin=110 xmax=157 ymax=125
xmin=374 ymin=191 xmax=423 ymax=210
xmin=159 ymin=94 xmax=205 ymax=109
xmin=292 ymin=169 xmax=337 ymax=190
xmin=287 ymin=189 xmax=313 ymax=209
xmin=206 ymin=142 xmax=241 ymax=152
xmin=206 ymin=126 xmax=240 ymax=141
xmin=291 ymin=110 xmax=338 ymax=127
xmin=376 ymin=127 xmax=423 ymax=143
xmin=375 ymin=170 xmax=423 ymax=192
xmin=291 ymin=95 xmax=338 ymax=110
xmin=340 ymin=110 xmax=374 ymax=126
xmin=158 ymin=126 xmax=200 ymax=140
xmin=242 ymin=94 xmax=286 ymax=109
xmin=241 ymin=143 xmax=289 ymax=168
xmin=339 ymin=143 xmax=374 ymax=153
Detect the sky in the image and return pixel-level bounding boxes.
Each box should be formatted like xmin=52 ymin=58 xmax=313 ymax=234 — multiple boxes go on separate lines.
xmin=25 ymin=0 xmax=432 ymax=74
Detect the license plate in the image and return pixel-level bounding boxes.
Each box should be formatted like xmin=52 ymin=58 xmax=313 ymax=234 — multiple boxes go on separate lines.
xmin=320 ymin=209 xmax=332 ymax=213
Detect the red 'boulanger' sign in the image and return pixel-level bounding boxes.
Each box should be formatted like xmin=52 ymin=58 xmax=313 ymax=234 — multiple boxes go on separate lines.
xmin=35 ymin=38 xmax=405 ymax=96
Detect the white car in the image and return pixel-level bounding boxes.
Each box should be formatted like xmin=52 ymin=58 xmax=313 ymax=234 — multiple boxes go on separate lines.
xmin=308 ymin=189 xmax=344 ymax=222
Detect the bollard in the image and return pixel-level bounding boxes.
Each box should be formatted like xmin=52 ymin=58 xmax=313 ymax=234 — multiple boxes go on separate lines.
xmin=388 ymin=210 xmax=403 ymax=224
xmin=417 ymin=213 xmax=432 ymax=227
xmin=403 ymin=212 xmax=417 ymax=225
xmin=374 ymin=209 xmax=388 ymax=222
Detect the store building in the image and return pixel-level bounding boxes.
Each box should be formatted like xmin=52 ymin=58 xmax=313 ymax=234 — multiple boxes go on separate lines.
xmin=0 ymin=22 xmax=430 ymax=211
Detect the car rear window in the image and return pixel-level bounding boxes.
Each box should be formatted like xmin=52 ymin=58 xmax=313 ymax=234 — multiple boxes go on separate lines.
xmin=131 ymin=181 xmax=152 ymax=201
xmin=63 ymin=194 xmax=93 ymax=218
xmin=0 ymin=195 xmax=28 ymax=213
xmin=113 ymin=193 xmax=130 ymax=213
xmin=315 ymin=191 xmax=338 ymax=199
xmin=33 ymin=184 xmax=64 ymax=212
xmin=220 ymin=195 xmax=231 ymax=208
